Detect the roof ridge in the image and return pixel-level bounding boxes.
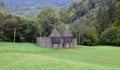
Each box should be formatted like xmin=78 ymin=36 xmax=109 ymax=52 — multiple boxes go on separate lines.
xmin=62 ymin=27 xmax=73 ymax=37
xmin=49 ymin=28 xmax=61 ymax=37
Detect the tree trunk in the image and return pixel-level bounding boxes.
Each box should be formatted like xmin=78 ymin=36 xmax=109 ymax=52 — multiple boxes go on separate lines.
xmin=13 ymin=28 xmax=16 ymax=47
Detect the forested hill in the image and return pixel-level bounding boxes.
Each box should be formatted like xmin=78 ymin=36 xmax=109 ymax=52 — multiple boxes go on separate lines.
xmin=3 ymin=0 xmax=72 ymax=17
xmin=0 ymin=2 xmax=8 ymax=16
xmin=60 ymin=0 xmax=120 ymax=45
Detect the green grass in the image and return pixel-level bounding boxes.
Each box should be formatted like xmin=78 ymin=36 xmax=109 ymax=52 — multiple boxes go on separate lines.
xmin=0 ymin=42 xmax=120 ymax=70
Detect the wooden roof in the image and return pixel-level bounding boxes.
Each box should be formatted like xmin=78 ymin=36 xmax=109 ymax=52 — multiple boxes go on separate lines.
xmin=62 ymin=27 xmax=73 ymax=37
xmin=49 ymin=28 xmax=61 ymax=37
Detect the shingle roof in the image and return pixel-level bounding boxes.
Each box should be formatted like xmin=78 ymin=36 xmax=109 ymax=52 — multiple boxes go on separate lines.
xmin=49 ymin=28 xmax=61 ymax=37
xmin=62 ymin=28 xmax=73 ymax=37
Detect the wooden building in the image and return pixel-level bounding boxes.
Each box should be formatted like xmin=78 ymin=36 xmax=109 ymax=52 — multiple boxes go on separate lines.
xmin=37 ymin=27 xmax=77 ymax=48
xmin=62 ymin=27 xmax=73 ymax=48
xmin=49 ymin=28 xmax=62 ymax=48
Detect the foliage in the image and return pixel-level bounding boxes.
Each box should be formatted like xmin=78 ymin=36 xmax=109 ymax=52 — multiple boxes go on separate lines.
xmin=80 ymin=32 xmax=99 ymax=46
xmin=113 ymin=21 xmax=120 ymax=27
xmin=63 ymin=0 xmax=120 ymax=46
xmin=96 ymin=7 xmax=110 ymax=34
xmin=0 ymin=13 xmax=4 ymax=41
xmin=37 ymin=6 xmax=62 ymax=36
xmin=70 ymin=18 xmax=98 ymax=45
xmin=17 ymin=18 xmax=42 ymax=42
xmin=3 ymin=19 xmax=18 ymax=41
xmin=2 ymin=14 xmax=42 ymax=42
xmin=112 ymin=1 xmax=120 ymax=27
xmin=100 ymin=27 xmax=120 ymax=46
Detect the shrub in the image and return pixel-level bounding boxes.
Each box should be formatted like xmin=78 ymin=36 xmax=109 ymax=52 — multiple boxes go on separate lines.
xmin=100 ymin=27 xmax=120 ymax=46
xmin=80 ymin=32 xmax=99 ymax=46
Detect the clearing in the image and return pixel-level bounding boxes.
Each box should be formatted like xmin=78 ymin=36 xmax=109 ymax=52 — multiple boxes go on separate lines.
xmin=0 ymin=42 xmax=120 ymax=70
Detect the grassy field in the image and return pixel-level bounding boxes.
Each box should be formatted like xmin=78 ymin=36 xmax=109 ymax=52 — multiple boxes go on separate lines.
xmin=0 ymin=42 xmax=120 ymax=70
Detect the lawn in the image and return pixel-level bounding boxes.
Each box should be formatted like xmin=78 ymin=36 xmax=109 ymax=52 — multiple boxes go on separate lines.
xmin=0 ymin=42 xmax=120 ymax=70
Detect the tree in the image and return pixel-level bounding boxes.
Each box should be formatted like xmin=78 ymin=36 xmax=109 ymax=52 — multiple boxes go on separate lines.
xmin=37 ymin=6 xmax=60 ymax=36
xmin=107 ymin=0 xmax=116 ymax=23
xmin=112 ymin=0 xmax=120 ymax=27
xmin=70 ymin=19 xmax=98 ymax=45
xmin=3 ymin=14 xmax=42 ymax=42
xmin=96 ymin=7 xmax=110 ymax=35
xmin=37 ymin=6 xmax=54 ymax=19
xmin=3 ymin=19 xmax=18 ymax=41
xmin=100 ymin=27 xmax=120 ymax=46
xmin=19 ymin=18 xmax=42 ymax=42
xmin=0 ymin=13 xmax=4 ymax=41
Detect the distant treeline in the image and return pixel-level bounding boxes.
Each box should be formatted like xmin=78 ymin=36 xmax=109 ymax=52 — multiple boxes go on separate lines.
xmin=0 ymin=0 xmax=120 ymax=46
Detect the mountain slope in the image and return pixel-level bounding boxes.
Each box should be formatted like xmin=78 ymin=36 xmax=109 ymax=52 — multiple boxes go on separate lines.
xmin=3 ymin=0 xmax=72 ymax=17
xmin=0 ymin=2 xmax=8 ymax=16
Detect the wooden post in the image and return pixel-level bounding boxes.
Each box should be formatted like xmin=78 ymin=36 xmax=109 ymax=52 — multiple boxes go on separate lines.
xmin=13 ymin=28 xmax=16 ymax=47
xmin=78 ymin=32 xmax=80 ymax=45
xmin=2 ymin=21 xmax=4 ymax=40
xmin=2 ymin=17 xmax=4 ymax=40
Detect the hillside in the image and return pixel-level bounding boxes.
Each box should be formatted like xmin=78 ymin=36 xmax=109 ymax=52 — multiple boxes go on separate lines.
xmin=0 ymin=2 xmax=8 ymax=16
xmin=0 ymin=42 xmax=120 ymax=70
xmin=59 ymin=0 xmax=119 ymax=45
xmin=3 ymin=0 xmax=72 ymax=17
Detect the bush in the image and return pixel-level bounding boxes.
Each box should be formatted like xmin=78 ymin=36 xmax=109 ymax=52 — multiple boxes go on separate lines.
xmin=100 ymin=27 xmax=120 ymax=46
xmin=80 ymin=32 xmax=99 ymax=46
